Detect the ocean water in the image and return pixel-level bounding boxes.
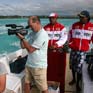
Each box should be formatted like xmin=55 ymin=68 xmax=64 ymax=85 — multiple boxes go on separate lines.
xmin=0 ymin=18 xmax=93 ymax=56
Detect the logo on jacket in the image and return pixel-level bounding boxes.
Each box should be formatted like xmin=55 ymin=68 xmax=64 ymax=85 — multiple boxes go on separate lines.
xmin=75 ymin=31 xmax=80 ymax=35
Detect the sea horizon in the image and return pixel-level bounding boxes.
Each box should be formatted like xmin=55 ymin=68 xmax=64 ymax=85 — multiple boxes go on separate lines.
xmin=0 ymin=15 xmax=93 ymax=19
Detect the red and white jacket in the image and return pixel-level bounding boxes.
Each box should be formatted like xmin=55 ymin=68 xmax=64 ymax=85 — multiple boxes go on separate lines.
xmin=68 ymin=21 xmax=93 ymax=51
xmin=44 ymin=22 xmax=67 ymax=48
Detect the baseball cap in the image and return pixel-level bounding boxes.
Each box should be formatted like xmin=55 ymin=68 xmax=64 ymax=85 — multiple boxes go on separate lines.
xmin=78 ymin=10 xmax=90 ymax=18
xmin=49 ymin=13 xmax=58 ymax=18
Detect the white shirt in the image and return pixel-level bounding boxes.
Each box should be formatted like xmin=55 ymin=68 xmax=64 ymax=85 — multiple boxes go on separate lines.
xmin=26 ymin=28 xmax=49 ymax=68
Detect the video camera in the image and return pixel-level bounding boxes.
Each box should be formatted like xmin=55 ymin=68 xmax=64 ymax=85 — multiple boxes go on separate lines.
xmin=6 ymin=24 xmax=28 ymax=36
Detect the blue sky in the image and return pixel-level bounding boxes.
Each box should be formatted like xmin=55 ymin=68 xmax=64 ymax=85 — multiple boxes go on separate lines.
xmin=0 ymin=0 xmax=93 ymax=16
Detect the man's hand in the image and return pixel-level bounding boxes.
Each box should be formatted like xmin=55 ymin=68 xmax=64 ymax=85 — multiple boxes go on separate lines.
xmin=16 ymin=33 xmax=25 ymax=40
xmin=49 ymin=44 xmax=63 ymax=53
xmin=49 ymin=44 xmax=57 ymax=50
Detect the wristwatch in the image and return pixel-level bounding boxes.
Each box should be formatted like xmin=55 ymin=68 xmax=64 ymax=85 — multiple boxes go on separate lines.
xmin=21 ymin=38 xmax=25 ymax=41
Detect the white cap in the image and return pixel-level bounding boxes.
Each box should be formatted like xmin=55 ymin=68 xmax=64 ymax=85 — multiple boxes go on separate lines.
xmin=49 ymin=13 xmax=58 ymax=18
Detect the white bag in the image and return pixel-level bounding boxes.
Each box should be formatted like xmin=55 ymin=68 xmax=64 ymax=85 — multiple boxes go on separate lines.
xmin=48 ymin=87 xmax=59 ymax=93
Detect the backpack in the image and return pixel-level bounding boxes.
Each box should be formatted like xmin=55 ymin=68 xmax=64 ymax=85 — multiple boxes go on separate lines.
xmin=87 ymin=56 xmax=93 ymax=81
xmin=9 ymin=55 xmax=28 ymax=74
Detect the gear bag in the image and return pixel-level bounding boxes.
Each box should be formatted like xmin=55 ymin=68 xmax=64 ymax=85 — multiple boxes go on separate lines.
xmin=9 ymin=55 xmax=28 ymax=74
xmin=87 ymin=55 xmax=93 ymax=81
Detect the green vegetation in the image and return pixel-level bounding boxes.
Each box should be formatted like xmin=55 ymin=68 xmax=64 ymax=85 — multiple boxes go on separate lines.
xmin=0 ymin=15 xmax=93 ymax=19
xmin=0 ymin=15 xmax=28 ymax=19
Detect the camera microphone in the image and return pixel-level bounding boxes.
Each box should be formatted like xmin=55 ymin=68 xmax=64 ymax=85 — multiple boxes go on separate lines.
xmin=6 ymin=24 xmax=17 ymax=28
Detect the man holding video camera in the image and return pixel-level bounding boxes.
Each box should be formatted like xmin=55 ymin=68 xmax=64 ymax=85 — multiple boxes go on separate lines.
xmin=17 ymin=16 xmax=49 ymax=93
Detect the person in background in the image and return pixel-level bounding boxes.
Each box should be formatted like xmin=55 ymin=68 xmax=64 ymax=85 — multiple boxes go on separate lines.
xmin=44 ymin=13 xmax=67 ymax=92
xmin=68 ymin=10 xmax=93 ymax=92
xmin=0 ymin=63 xmax=7 ymax=93
xmin=17 ymin=16 xmax=49 ymax=93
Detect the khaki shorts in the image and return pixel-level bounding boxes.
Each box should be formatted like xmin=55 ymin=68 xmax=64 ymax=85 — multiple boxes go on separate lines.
xmin=25 ymin=66 xmax=48 ymax=91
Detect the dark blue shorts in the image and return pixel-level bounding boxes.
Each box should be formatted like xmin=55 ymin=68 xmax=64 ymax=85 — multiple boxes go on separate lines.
xmin=69 ymin=50 xmax=86 ymax=73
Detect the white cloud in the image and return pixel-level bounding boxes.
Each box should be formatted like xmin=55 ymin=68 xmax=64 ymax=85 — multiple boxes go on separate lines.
xmin=0 ymin=0 xmax=93 ymax=15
